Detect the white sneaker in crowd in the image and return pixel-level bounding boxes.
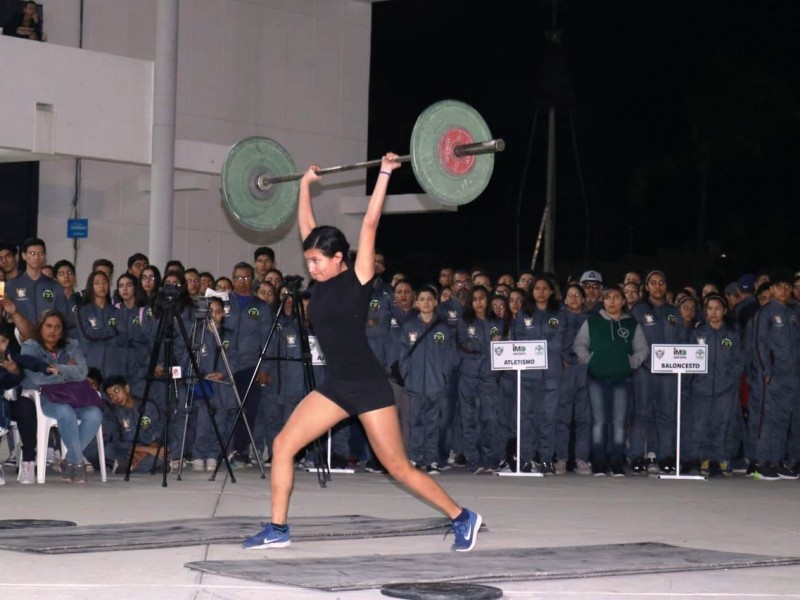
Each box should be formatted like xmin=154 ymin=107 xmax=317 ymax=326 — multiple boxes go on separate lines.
xmin=19 ymin=461 xmax=35 ymax=484
xmin=0 ymin=465 xmax=5 ymax=485
xmin=191 ymin=458 xmax=205 ymax=471
xmin=205 ymin=458 xmax=217 ymax=472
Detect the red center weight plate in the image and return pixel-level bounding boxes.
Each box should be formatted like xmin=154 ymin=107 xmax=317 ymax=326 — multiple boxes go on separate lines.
xmin=221 ymin=136 xmax=300 ymax=231
xmin=438 ymin=127 xmax=476 ymax=176
xmin=410 ymin=100 xmax=495 ymax=206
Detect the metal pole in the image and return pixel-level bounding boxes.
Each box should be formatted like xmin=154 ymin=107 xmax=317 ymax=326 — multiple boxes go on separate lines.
xmin=543 ymin=106 xmax=556 ymax=273
xmin=149 ymin=0 xmax=179 ymax=268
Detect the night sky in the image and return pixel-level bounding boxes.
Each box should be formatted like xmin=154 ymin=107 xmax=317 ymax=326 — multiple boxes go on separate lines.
xmin=366 ymin=0 xmax=800 ymax=290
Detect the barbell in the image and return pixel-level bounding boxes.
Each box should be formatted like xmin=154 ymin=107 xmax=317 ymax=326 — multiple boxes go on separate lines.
xmin=221 ymin=99 xmax=505 ymax=232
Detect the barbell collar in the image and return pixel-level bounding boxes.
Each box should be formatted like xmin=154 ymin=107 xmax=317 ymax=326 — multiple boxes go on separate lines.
xmin=453 ymin=139 xmax=505 ymax=157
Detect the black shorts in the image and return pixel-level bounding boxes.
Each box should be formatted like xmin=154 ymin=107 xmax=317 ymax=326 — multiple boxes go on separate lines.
xmin=316 ymin=377 xmax=395 ymax=416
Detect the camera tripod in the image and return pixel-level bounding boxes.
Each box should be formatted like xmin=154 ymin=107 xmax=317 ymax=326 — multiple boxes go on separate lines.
xmin=172 ymin=297 xmax=266 ymax=481
xmin=124 ymin=294 xmax=244 ymax=486
xmin=209 ymin=275 xmax=332 ymax=488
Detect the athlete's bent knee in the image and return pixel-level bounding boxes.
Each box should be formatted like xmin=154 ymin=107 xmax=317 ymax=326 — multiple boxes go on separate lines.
xmin=271 ymin=431 xmax=297 ymax=462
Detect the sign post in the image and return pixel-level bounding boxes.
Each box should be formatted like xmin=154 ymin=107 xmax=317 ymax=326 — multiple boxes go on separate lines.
xmin=491 ymin=339 xmax=548 ymax=477
xmin=650 ymin=344 xmax=708 ymax=481
xmin=307 ymin=336 xmax=355 ymax=474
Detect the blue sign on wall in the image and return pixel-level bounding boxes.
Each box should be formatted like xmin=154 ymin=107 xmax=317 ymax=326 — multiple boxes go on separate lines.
xmin=67 ymin=219 xmax=89 ymax=239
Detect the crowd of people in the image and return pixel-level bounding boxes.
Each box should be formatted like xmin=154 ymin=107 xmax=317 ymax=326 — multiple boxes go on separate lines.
xmin=0 ymin=234 xmax=798 ymax=485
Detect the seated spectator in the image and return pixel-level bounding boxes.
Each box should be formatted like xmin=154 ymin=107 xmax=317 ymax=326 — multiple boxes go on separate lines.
xmin=0 ymin=321 xmax=53 ymax=484
xmin=2 ymin=1 xmax=45 ymax=41
xmin=102 ymin=375 xmax=166 ymax=474
xmin=21 ymin=311 xmax=102 ymax=484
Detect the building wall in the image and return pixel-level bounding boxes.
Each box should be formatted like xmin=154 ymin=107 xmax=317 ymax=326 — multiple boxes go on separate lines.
xmin=35 ymin=0 xmax=371 ymax=281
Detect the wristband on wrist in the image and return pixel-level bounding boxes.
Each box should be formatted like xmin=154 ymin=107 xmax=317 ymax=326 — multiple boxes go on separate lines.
xmin=379 ymin=170 xmax=392 ymax=177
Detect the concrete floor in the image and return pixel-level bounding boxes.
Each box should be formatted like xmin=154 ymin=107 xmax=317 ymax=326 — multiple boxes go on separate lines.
xmin=1 ymin=459 xmax=799 ymax=600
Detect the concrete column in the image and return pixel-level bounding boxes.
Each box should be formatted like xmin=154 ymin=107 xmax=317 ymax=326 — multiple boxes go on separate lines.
xmin=149 ymin=0 xmax=179 ymax=268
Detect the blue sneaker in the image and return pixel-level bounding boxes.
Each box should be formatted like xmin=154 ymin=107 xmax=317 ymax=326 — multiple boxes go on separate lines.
xmin=242 ymin=523 xmax=291 ymax=549
xmin=449 ymin=509 xmax=482 ymax=552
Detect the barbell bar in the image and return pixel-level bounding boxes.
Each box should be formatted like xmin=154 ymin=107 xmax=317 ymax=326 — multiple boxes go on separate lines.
xmin=256 ymin=139 xmax=505 ymax=188
xmin=221 ymin=99 xmax=505 ymax=232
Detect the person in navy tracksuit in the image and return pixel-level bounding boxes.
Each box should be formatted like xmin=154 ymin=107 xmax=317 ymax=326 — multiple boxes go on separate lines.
xmin=188 ymin=297 xmax=237 ymax=471
xmin=75 ymin=270 xmax=125 ymax=380
xmin=557 ymin=283 xmax=592 ymax=475
xmin=456 ymin=285 xmax=502 ymax=473
xmin=386 ymin=280 xmax=417 ymax=447
xmin=629 ymin=269 xmax=689 ymax=474
xmin=684 ymin=294 xmax=743 ymax=477
xmin=751 ymin=270 xmax=800 ymax=480
xmin=400 ymin=285 xmax=456 ymax=474
xmin=225 ymin=262 xmax=273 ymax=467
xmin=436 ymin=268 xmax=472 ymax=466
xmin=512 ymin=274 xmax=571 ymax=475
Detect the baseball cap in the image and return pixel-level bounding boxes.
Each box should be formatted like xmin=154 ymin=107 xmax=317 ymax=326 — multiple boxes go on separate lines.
xmin=737 ymin=273 xmax=756 ymax=293
xmin=723 ymin=282 xmax=739 ymax=296
xmin=580 ymin=270 xmax=603 ymax=285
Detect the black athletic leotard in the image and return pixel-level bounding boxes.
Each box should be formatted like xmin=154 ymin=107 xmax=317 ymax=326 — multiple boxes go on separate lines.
xmin=307 ymin=267 xmax=394 ymax=415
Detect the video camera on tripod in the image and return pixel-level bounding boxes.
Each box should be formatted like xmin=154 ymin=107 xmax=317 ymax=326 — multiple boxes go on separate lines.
xmin=158 ymin=281 xmax=183 ymax=303
xmin=191 ymin=295 xmax=212 ymax=319
xmin=282 ymin=275 xmax=305 ymax=291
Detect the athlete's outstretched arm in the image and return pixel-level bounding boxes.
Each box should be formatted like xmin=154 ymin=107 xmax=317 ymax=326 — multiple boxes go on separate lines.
xmin=354 ymin=153 xmax=401 ymax=284
xmin=298 ymin=166 xmax=321 ymax=241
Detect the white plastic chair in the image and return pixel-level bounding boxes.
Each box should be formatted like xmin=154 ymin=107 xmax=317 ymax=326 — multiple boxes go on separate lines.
xmin=4 ymin=388 xmax=20 ymax=467
xmin=22 ymin=389 xmax=107 ymax=484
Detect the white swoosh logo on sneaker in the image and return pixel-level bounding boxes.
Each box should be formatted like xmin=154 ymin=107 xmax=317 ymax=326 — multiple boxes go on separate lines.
xmin=464 ymin=522 xmax=472 ymax=541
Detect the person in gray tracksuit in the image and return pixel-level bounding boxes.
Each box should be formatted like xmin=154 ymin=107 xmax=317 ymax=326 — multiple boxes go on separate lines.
xmin=400 ymin=285 xmax=456 ymax=472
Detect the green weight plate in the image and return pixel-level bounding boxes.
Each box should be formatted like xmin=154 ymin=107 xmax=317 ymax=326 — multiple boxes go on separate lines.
xmin=221 ymin=136 xmax=299 ymax=231
xmin=410 ymin=100 xmax=495 ymax=206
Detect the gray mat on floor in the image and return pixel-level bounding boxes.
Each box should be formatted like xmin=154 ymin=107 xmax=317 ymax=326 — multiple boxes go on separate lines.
xmin=0 ymin=515 xmax=450 ymax=554
xmin=185 ymin=542 xmax=800 ymax=592
xmin=0 ymin=519 xmax=76 ymax=530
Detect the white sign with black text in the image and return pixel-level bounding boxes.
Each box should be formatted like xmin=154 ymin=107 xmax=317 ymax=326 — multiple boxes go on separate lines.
xmin=650 ymin=344 xmax=709 ymax=481
xmin=650 ymin=344 xmax=708 ymax=374
xmin=490 ymin=340 xmax=548 ymax=371
xmin=491 ymin=339 xmax=548 ymax=478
